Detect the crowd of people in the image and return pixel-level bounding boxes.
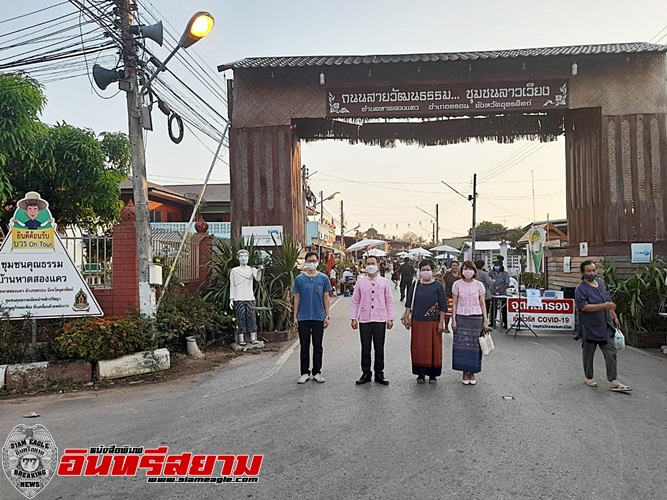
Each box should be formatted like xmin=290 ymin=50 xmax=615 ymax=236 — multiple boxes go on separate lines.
xmin=291 ymin=251 xmax=632 ymax=392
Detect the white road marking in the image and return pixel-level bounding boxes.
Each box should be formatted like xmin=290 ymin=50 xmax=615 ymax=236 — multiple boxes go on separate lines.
xmin=203 ymin=297 xmax=343 ymax=397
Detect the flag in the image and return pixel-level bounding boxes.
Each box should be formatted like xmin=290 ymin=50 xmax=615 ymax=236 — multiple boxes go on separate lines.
xmin=326 ymin=253 xmax=335 ymax=275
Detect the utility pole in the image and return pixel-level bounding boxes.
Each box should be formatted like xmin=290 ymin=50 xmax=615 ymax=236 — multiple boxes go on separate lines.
xmin=319 ymin=190 xmax=324 ymax=261
xmin=340 ymin=200 xmax=345 ymax=251
xmin=118 ymin=0 xmax=154 ymax=316
xmin=435 ymin=203 xmax=439 ymax=245
xmin=470 ymin=173 xmax=477 ymax=259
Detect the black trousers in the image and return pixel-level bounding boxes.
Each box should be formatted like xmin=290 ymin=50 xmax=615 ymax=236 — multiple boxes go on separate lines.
xmin=298 ymin=320 xmax=324 ymax=376
xmin=359 ymin=322 xmax=386 ymax=376
xmin=400 ymin=279 xmax=411 ymax=300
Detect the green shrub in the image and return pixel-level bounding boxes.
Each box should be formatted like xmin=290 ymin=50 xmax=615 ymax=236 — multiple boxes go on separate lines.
xmin=53 ymin=316 xmax=155 ymax=362
xmin=0 ymin=312 xmax=32 ymax=365
xmin=155 ymin=291 xmax=235 ymax=350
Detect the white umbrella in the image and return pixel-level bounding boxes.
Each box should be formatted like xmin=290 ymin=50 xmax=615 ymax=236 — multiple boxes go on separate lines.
xmin=363 ymin=248 xmax=386 ymax=257
xmin=434 ymin=254 xmax=447 ymax=260
xmin=396 ymin=251 xmax=410 ymax=257
xmin=410 ymin=247 xmax=433 ymax=257
xmin=430 ymin=244 xmax=462 ymax=254
xmin=345 ymin=238 xmax=385 ymax=252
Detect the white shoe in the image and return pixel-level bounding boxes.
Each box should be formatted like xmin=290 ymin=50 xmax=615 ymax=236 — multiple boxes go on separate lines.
xmin=297 ymin=374 xmax=310 ymax=384
xmin=313 ymin=373 xmax=325 ymax=383
xmin=469 ymin=378 xmax=477 ymax=385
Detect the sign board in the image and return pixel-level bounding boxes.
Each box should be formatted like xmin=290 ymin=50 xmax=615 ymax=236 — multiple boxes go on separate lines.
xmin=507 ymin=297 xmax=575 ymax=331
xmin=630 ymin=243 xmax=653 ymax=263
xmin=563 ymin=256 xmax=571 ymax=273
xmin=327 ymin=80 xmax=568 ymax=118
xmin=0 ymin=192 xmax=103 ymax=319
xmin=241 ymin=225 xmax=283 ymax=247
xmin=579 ymin=242 xmax=588 ymax=257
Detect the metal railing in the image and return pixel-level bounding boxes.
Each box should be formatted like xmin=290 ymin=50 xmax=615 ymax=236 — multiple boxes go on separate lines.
xmin=150 ymin=228 xmax=204 ymax=283
xmin=59 ymin=228 xmax=113 ymax=288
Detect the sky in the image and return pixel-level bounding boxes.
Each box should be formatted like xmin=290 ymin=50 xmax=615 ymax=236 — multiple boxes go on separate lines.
xmin=3 ymin=0 xmax=667 ymax=240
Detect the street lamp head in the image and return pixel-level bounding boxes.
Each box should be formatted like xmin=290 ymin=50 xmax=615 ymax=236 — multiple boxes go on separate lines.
xmin=329 ymin=191 xmax=341 ymax=201
xmin=179 ymin=12 xmax=215 ymax=49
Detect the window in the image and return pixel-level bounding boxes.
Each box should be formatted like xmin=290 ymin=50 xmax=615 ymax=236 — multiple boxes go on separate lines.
xmin=149 ymin=210 xmax=162 ymax=222
xmin=166 ymin=213 xmax=174 ymax=222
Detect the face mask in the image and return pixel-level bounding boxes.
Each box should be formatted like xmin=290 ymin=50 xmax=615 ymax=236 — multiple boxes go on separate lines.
xmin=583 ymin=273 xmax=596 ymax=282
xmin=420 ymin=270 xmax=433 ymax=281
xmin=365 ymin=265 xmax=378 ymax=275
xmin=239 ymin=257 xmax=249 ymax=265
xmin=306 ymin=262 xmax=318 ymax=271
xmin=462 ymin=270 xmax=474 ymax=279
xmin=493 ymin=266 xmax=501 ymax=272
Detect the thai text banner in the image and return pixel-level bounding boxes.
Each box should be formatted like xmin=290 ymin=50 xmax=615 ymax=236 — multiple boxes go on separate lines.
xmin=327 ymin=80 xmax=568 ymax=118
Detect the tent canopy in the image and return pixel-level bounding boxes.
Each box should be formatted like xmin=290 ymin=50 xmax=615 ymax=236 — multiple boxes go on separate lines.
xmin=430 ymin=244 xmax=462 ymax=254
xmin=363 ymin=248 xmax=387 ymax=257
xmin=345 ymin=239 xmax=385 ymax=252
xmin=410 ymin=247 xmax=433 ymax=257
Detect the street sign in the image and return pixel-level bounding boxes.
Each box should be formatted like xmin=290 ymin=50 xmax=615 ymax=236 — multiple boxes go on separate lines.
xmin=507 ymin=297 xmax=575 ymax=331
xmin=0 ymin=192 xmax=103 ymax=319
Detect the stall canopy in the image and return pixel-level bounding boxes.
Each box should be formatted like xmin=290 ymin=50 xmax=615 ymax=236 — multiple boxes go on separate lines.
xmin=345 ymin=239 xmax=385 ymax=252
xmin=410 ymin=247 xmax=433 ymax=257
xmin=363 ymin=248 xmax=386 ymax=257
xmin=430 ymin=244 xmax=462 ymax=254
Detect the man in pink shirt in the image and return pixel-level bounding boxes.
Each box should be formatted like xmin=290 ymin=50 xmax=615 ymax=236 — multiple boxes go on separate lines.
xmin=350 ymin=255 xmax=395 ymax=385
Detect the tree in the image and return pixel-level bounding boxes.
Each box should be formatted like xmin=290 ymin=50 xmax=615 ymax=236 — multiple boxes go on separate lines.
xmin=0 ymin=74 xmax=129 ymax=230
xmin=504 ymin=226 xmax=526 ymax=249
xmin=470 ymin=221 xmax=508 ymax=240
xmin=401 ymin=232 xmax=426 ymax=246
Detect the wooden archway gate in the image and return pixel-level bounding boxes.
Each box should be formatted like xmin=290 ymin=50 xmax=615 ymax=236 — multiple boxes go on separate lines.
xmin=219 ymin=43 xmax=667 ymax=286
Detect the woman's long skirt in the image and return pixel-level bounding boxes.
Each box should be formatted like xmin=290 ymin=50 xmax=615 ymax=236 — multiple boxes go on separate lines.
xmin=411 ymin=320 xmax=442 ymax=377
xmin=452 ymin=314 xmax=483 ymax=373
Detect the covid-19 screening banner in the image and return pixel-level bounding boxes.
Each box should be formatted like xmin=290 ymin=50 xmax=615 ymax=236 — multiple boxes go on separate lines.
xmin=506 ymin=297 xmax=575 ymax=331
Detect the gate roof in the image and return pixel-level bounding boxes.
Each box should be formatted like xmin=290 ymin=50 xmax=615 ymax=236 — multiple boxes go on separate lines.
xmin=218 ymin=42 xmax=667 ymax=71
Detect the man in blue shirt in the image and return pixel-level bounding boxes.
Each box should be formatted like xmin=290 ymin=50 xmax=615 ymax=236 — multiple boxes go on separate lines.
xmin=293 ymin=252 xmax=331 ymax=384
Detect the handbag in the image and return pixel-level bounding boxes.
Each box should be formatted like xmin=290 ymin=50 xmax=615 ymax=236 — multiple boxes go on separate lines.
xmin=614 ymin=328 xmax=626 ymax=350
xmin=479 ymin=329 xmax=495 ymax=355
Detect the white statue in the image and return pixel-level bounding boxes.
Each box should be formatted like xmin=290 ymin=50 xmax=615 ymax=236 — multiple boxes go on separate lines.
xmin=229 ymin=249 xmax=263 ymax=345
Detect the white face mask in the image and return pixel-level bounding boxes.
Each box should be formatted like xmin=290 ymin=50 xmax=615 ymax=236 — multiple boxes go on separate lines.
xmin=462 ymin=269 xmax=474 ymax=279
xmin=365 ymin=265 xmax=378 ymax=275
xmin=420 ymin=270 xmax=433 ymax=281
xmin=306 ymin=262 xmax=318 ymax=271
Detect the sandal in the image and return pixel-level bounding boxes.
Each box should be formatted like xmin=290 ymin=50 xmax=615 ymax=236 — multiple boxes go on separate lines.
xmin=609 ymin=383 xmax=632 ymax=392
xmin=584 ymin=379 xmax=598 ymax=387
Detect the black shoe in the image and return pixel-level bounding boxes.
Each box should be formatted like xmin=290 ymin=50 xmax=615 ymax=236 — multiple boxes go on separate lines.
xmin=355 ymin=374 xmax=372 ymax=385
xmin=375 ymin=375 xmax=389 ymax=385
xmin=417 ymin=375 xmax=426 ymax=384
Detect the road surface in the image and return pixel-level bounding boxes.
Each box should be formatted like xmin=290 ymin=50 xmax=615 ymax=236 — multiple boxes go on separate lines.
xmin=2 ymin=286 xmax=667 ymax=499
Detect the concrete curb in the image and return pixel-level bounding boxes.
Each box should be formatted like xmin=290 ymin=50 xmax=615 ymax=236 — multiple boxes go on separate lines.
xmin=0 ymin=364 xmax=7 ymax=390
xmin=97 ymin=348 xmax=170 ymax=380
xmin=3 ymin=360 xmax=92 ymax=390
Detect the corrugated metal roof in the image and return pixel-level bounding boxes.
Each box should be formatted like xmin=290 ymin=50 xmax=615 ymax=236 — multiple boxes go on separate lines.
xmin=119 ymin=179 xmax=187 ymax=199
xmin=166 ymin=184 xmax=231 ymax=203
xmin=218 ymin=42 xmax=667 ymax=71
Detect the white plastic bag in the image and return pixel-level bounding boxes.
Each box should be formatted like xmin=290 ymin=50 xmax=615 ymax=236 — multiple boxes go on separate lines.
xmin=614 ymin=328 xmax=626 ymax=350
xmin=479 ymin=332 xmax=495 ymax=355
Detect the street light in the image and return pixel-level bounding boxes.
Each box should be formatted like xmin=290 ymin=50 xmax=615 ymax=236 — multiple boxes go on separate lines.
xmin=319 ymin=191 xmax=341 ymax=260
xmin=142 ymin=12 xmax=215 ymax=92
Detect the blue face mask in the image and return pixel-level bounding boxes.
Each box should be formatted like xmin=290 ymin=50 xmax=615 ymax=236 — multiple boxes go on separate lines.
xmin=239 ymin=257 xmax=249 ymax=265
xmin=493 ymin=266 xmax=501 ymax=272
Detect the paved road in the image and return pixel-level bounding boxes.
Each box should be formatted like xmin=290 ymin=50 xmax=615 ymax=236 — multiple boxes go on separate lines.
xmin=2 ymin=285 xmax=667 ymax=500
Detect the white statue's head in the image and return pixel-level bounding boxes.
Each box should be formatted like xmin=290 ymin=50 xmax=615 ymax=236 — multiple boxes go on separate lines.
xmin=237 ymin=249 xmax=250 ymax=265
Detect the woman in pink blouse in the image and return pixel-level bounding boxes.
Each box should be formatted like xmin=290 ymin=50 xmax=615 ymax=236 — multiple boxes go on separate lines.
xmin=451 ymin=261 xmax=489 ymax=385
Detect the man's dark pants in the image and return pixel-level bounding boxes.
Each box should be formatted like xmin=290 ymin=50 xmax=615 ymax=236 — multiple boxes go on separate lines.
xmin=359 ymin=322 xmax=386 ymax=377
xmin=298 ymin=320 xmax=324 ymax=375
xmin=400 ymin=279 xmax=411 ymax=301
